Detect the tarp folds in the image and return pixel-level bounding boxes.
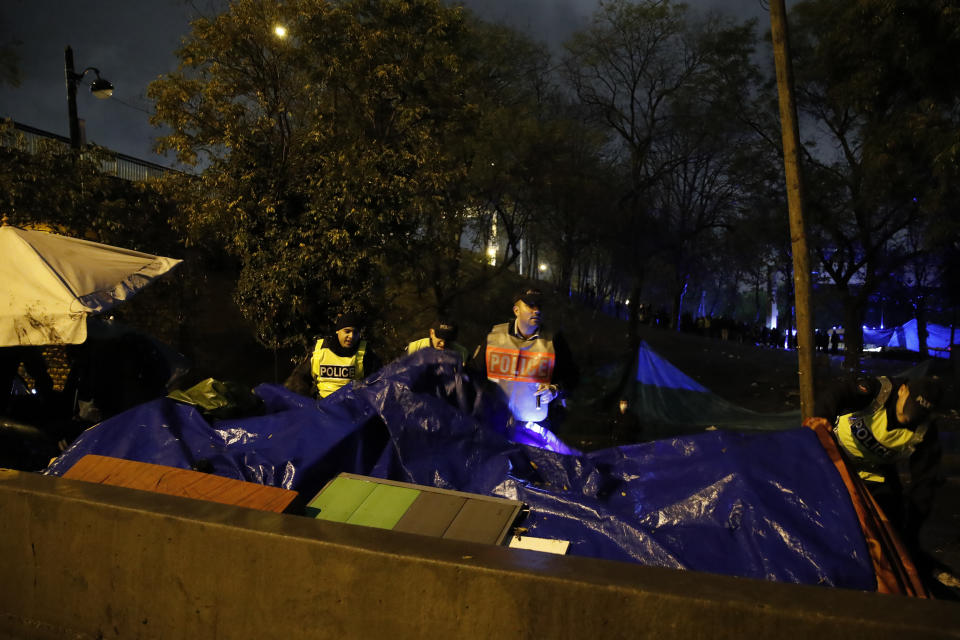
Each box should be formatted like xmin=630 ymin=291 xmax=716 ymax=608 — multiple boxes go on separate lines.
xmin=46 ymin=348 xmax=875 ymax=590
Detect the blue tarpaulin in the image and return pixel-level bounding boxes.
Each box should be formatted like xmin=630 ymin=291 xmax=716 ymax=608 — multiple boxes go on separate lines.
xmin=863 ymin=319 xmax=955 ymax=358
xmin=885 ymin=319 xmax=954 ymax=358
xmin=45 ymin=348 xmax=876 ymax=590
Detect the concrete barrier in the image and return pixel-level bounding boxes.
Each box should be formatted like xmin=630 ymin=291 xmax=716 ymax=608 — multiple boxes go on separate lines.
xmin=1 ymin=468 xmax=959 ymax=639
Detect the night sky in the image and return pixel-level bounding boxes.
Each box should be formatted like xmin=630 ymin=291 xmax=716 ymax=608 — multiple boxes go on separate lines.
xmin=0 ymin=0 xmax=773 ymax=166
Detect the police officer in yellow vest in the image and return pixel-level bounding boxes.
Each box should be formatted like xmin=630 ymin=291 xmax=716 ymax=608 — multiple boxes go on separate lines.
xmin=815 ymin=375 xmax=943 ymax=551
xmin=470 ymin=287 xmax=578 ymax=427
xmin=284 ymin=313 xmax=381 ymax=399
xmin=406 ymin=318 xmax=468 ymax=364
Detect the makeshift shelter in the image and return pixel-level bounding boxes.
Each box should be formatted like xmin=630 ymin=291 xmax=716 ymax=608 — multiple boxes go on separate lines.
xmin=862 ymin=320 xmax=955 ymax=359
xmin=862 ymin=326 xmax=896 ymax=350
xmin=610 ymin=340 xmax=799 ymax=437
xmin=0 ymin=225 xmax=182 ymax=346
xmin=44 ymin=348 xmax=921 ymax=594
xmin=885 ymin=319 xmax=955 ymax=359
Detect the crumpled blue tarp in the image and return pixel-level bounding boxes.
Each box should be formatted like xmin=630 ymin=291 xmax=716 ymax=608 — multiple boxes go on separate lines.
xmin=45 ymin=348 xmax=875 ymax=590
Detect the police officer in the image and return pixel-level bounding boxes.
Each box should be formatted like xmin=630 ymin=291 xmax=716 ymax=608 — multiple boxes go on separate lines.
xmin=470 ymin=287 xmax=578 ymax=428
xmin=406 ymin=318 xmax=468 ymax=364
xmin=284 ymin=313 xmax=381 ymax=399
xmin=815 ymin=375 xmax=943 ymax=550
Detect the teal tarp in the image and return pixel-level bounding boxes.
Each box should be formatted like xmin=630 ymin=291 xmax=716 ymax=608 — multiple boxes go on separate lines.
xmin=615 ymin=341 xmax=800 ymax=437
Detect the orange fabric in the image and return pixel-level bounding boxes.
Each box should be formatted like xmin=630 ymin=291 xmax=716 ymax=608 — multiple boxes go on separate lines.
xmin=804 ymin=418 xmax=927 ymax=597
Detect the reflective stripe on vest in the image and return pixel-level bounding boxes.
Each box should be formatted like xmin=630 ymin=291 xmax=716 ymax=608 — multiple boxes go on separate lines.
xmin=311 ymin=338 xmax=366 ymax=398
xmin=834 ymin=376 xmax=927 ymax=482
xmin=485 ymin=322 xmax=555 ymax=422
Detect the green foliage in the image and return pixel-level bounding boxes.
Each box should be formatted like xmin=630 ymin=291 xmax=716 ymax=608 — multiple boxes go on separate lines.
xmin=150 ymin=0 xmax=481 ymax=348
xmin=0 ymin=123 xmax=179 ymax=253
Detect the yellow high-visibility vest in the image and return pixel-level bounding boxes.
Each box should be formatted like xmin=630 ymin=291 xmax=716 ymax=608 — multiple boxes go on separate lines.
xmin=310 ymin=338 xmax=366 ymax=398
xmin=834 ymin=376 xmax=927 ymax=482
xmin=406 ymin=337 xmax=468 ymax=364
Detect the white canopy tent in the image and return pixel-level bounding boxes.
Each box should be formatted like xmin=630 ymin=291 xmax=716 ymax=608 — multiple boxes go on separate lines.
xmin=0 ymin=225 xmax=182 ymax=346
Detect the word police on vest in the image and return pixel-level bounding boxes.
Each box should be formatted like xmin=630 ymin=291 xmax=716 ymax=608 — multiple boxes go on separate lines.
xmin=849 ymin=417 xmax=898 ymax=461
xmin=317 ymin=364 xmax=357 ymax=379
xmin=486 ymin=348 xmax=555 ymax=382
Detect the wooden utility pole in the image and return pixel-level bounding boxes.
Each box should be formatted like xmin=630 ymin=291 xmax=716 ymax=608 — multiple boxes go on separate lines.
xmin=770 ymin=0 xmax=816 ymax=420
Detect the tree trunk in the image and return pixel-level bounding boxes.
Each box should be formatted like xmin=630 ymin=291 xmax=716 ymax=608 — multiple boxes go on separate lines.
xmin=842 ymin=295 xmax=866 ymax=371
xmin=558 ymin=251 xmax=574 ymax=298
xmin=916 ymin=300 xmax=929 ymax=359
xmin=951 ymin=306 xmax=959 ymax=386
xmin=753 ymin=271 xmax=762 ymax=324
xmin=671 ymin=275 xmax=688 ymax=332
xmin=766 ymin=264 xmax=775 ymax=327
xmin=602 ymin=280 xmax=644 ymax=408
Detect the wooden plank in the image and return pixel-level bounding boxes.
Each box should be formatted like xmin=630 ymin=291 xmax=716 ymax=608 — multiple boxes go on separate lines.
xmin=61 ymin=454 xmax=297 ymax=513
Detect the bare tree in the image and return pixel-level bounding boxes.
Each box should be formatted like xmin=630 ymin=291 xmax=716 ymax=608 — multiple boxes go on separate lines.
xmin=563 ymin=0 xmax=759 ymax=400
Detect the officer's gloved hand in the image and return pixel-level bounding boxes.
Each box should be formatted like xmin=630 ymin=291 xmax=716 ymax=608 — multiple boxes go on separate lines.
xmin=535 ymin=383 xmax=559 ymax=405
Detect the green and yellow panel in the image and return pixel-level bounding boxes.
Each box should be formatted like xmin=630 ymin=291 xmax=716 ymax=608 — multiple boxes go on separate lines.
xmin=306 ymin=473 xmax=524 ymax=545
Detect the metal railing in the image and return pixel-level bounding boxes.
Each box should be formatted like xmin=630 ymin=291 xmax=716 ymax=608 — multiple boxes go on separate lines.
xmin=1 ymin=119 xmax=172 ymax=181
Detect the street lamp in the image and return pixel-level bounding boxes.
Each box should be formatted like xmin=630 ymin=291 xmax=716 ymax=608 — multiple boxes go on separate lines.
xmin=64 ymin=45 xmax=114 ymax=149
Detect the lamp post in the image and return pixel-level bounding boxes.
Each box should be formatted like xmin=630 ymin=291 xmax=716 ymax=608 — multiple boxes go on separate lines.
xmin=64 ymin=45 xmax=114 ymax=149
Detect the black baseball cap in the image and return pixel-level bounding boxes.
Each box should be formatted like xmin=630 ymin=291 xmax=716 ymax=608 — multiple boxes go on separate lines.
xmin=433 ymin=319 xmax=458 ymax=342
xmin=513 ymin=287 xmax=544 ymax=307
xmin=901 ymin=377 xmax=942 ymax=423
